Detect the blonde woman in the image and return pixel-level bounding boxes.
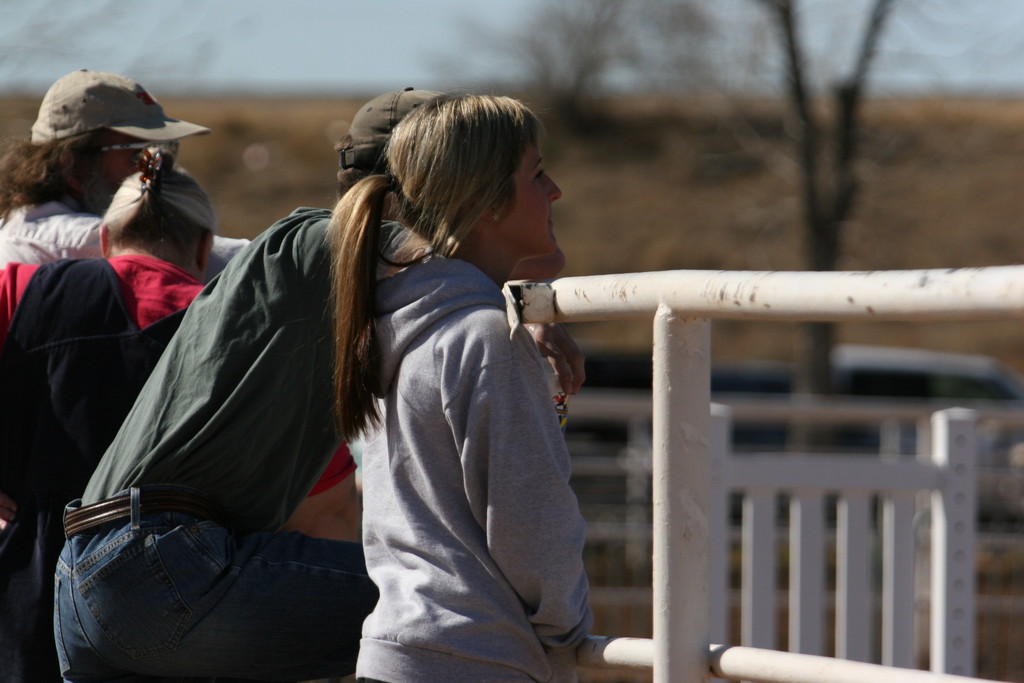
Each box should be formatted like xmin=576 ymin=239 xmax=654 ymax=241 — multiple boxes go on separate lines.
xmin=331 ymin=94 xmax=592 ymax=682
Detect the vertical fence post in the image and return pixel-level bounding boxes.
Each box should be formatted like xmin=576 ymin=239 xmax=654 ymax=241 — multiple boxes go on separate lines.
xmin=742 ymin=487 xmax=778 ymax=651
xmin=651 ymin=306 xmax=710 ymax=683
xmin=930 ymin=408 xmax=977 ymax=676
xmin=836 ymin=489 xmax=873 ymax=662
xmin=709 ymin=403 xmax=732 ymax=649
xmin=882 ymin=490 xmax=916 ymax=668
xmin=790 ymin=489 xmax=826 ymax=656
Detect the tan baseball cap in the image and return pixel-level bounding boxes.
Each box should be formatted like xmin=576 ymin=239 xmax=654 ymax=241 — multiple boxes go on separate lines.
xmin=30 ymin=69 xmax=210 ymax=143
xmin=339 ymin=87 xmax=440 ymax=171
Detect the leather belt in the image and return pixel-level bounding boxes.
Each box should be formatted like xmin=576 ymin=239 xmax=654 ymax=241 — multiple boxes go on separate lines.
xmin=64 ymin=489 xmax=226 ymax=539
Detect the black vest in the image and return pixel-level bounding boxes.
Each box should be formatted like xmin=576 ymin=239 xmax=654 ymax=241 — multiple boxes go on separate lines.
xmin=0 ymin=258 xmax=187 ymax=682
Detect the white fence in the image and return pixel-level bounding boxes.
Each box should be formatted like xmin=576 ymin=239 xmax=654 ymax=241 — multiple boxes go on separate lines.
xmin=505 ymin=265 xmax=1024 ymax=683
xmin=713 ymin=405 xmax=977 ymax=672
xmin=565 ymin=391 xmax=1024 ymax=681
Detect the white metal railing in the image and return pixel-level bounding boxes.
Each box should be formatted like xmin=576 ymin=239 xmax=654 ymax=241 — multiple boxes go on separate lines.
xmin=505 ymin=265 xmax=1024 ymax=683
xmin=577 ymin=637 xmax=989 ymax=682
xmin=567 ymin=392 xmax=1023 ymax=680
xmin=707 ymin=406 xmax=977 ymax=673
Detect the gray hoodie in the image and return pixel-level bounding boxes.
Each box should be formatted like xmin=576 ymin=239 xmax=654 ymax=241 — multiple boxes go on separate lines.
xmin=358 ymin=256 xmax=592 ymax=682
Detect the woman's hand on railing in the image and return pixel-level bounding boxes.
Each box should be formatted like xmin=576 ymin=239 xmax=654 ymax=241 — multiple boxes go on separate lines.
xmin=526 ymin=322 xmax=586 ymax=396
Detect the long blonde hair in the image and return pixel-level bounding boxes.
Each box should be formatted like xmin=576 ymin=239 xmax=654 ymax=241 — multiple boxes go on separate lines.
xmin=329 ymin=93 xmax=542 ymax=439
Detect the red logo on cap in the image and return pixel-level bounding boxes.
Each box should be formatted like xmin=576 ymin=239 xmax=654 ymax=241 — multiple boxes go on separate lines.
xmin=135 ymin=91 xmax=156 ymax=106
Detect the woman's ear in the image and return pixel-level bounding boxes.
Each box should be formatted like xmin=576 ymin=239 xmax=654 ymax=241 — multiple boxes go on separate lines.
xmin=195 ymin=230 xmax=214 ymax=277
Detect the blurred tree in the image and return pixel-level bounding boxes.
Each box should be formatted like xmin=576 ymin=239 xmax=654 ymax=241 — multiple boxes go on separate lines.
xmin=755 ymin=0 xmax=896 ymax=398
xmin=0 ymin=0 xmax=219 ymax=94
xmin=507 ymin=0 xmax=635 ymax=128
xmin=492 ymin=0 xmax=895 ymax=393
xmin=459 ymin=0 xmax=716 ymax=130
xmin=629 ymin=0 xmax=719 ymax=92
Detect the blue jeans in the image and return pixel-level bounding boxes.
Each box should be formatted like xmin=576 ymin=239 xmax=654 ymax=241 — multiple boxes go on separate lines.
xmin=54 ymin=488 xmax=378 ymax=682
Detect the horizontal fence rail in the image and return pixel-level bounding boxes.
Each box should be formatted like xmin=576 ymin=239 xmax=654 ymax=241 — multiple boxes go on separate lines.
xmin=510 ymin=266 xmax=1024 ymax=323
xmin=566 ymin=388 xmax=1024 ymax=428
xmin=506 ymin=264 xmax=1024 ymax=683
xmin=576 ymin=637 xmax=991 ymax=682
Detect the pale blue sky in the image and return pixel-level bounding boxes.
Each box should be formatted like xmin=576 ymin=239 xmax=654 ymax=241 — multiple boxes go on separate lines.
xmin=0 ymin=0 xmax=523 ymax=95
xmin=1 ymin=0 xmax=1023 ymax=97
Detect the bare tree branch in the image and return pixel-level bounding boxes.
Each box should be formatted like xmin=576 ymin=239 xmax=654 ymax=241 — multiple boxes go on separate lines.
xmin=0 ymin=0 xmax=223 ymax=94
xmin=509 ymin=0 xmax=633 ymax=126
xmin=763 ymin=0 xmax=825 ymax=248
xmin=832 ymin=0 xmax=895 ymax=242
xmin=753 ymin=0 xmax=897 ymax=402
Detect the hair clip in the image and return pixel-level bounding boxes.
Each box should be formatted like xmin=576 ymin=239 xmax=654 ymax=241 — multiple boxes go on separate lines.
xmin=137 ymin=147 xmax=164 ymax=195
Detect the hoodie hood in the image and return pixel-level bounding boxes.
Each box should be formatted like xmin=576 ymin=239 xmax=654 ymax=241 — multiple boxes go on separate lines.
xmin=374 ymin=257 xmax=505 ymax=394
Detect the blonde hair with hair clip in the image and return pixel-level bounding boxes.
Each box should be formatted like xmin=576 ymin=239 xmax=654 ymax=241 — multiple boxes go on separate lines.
xmin=328 ymin=94 xmax=541 ymax=439
xmin=102 ymin=155 xmax=216 ymax=270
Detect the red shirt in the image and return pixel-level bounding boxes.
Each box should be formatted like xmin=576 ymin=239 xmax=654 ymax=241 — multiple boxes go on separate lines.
xmin=309 ymin=441 xmax=357 ymax=495
xmin=0 ymin=255 xmax=202 ymax=348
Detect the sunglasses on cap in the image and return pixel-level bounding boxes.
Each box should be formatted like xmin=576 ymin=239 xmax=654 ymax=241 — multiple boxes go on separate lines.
xmin=94 ymin=140 xmax=180 ymax=159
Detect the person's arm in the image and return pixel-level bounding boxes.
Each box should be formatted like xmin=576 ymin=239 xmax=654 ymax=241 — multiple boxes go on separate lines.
xmin=0 ymin=262 xmax=39 ymax=350
xmin=0 ymin=262 xmax=39 ymax=530
xmin=510 ymin=248 xmax=586 ymax=396
xmin=457 ymin=330 xmax=592 ymax=655
xmin=525 ymin=322 xmax=586 ymax=396
xmin=0 ymin=212 xmax=102 ymax=268
xmin=203 ymin=235 xmax=251 ymax=282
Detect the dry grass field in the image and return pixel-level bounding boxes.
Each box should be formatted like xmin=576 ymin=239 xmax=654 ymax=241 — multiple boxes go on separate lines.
xmin=5 ymin=93 xmax=1024 ymax=370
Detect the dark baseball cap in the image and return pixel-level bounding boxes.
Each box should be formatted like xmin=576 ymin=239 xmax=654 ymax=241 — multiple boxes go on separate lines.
xmin=339 ymin=87 xmax=439 ymax=171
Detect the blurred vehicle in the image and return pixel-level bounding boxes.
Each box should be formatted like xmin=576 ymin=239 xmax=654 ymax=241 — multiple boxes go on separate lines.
xmin=583 ymin=344 xmax=1024 ymax=401
xmin=832 ymin=344 xmax=1024 ymax=402
xmin=573 ymin=344 xmax=1024 ymax=523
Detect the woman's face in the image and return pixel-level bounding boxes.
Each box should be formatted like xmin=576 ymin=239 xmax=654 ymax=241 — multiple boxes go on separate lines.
xmin=492 ymin=144 xmax=562 ymax=264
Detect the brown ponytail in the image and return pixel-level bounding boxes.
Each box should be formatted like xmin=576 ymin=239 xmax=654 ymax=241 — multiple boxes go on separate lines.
xmin=329 ymin=173 xmax=391 ymax=439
